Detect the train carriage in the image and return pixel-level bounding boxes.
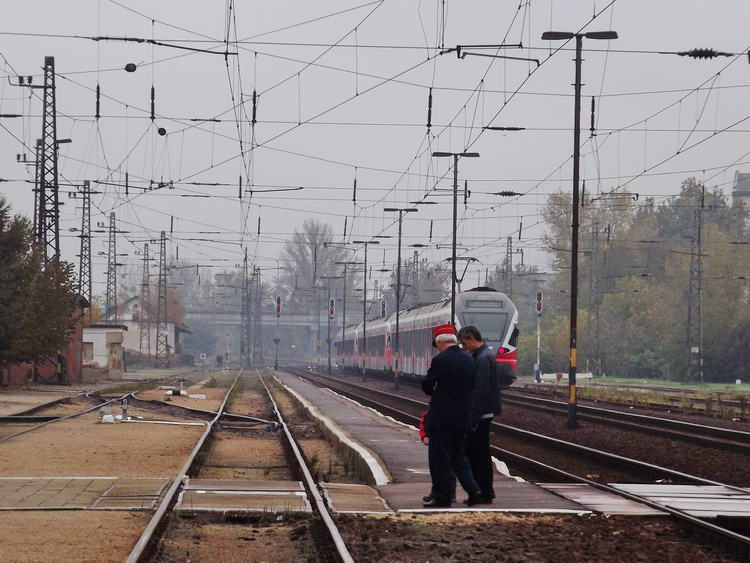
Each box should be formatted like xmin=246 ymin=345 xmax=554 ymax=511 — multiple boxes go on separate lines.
xmin=335 ymin=287 xmax=518 ymax=380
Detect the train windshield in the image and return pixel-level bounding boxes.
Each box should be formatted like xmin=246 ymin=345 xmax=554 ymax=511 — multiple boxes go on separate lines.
xmin=461 ymin=312 xmax=510 ymax=343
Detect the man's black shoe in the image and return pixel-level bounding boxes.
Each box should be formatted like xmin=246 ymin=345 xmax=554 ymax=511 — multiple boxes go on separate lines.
xmin=464 ymin=493 xmax=483 ymax=507
xmin=422 ymin=498 xmax=451 ymax=508
xmin=423 ymin=493 xmax=456 ymax=503
xmin=478 ymin=495 xmax=494 ymax=504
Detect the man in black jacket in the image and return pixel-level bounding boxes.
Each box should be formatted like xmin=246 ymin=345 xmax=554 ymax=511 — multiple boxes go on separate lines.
xmin=458 ymin=325 xmax=501 ymax=503
xmin=421 ymin=324 xmax=482 ymax=507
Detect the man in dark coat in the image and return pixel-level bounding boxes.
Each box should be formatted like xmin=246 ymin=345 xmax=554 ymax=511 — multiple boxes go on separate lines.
xmin=458 ymin=325 xmax=501 ymax=503
xmin=421 ymin=324 xmax=482 ymax=507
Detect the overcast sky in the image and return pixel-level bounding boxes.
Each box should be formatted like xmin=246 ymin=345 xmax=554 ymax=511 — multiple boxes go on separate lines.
xmin=2 ymin=0 xmax=749 ymax=296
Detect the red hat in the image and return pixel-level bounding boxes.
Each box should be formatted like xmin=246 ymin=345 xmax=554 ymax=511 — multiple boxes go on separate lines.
xmin=432 ymin=324 xmax=456 ymax=347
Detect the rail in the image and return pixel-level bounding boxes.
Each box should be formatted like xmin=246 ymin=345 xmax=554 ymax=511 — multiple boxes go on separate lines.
xmin=125 ymin=371 xmax=242 ymax=563
xmin=260 ymin=371 xmax=354 ymax=563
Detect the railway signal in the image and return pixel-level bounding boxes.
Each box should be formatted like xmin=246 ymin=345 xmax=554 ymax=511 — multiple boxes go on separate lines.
xmin=535 ymin=290 xmax=543 ymax=383
xmin=328 ymin=298 xmax=335 ymax=319
xmin=275 ymin=295 xmax=282 ymax=316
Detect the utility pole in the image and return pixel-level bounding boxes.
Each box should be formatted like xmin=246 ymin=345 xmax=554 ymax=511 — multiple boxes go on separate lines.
xmin=252 ymin=267 xmax=263 ymax=364
xmin=104 ymin=212 xmax=118 ymax=322
xmin=156 ymin=230 xmax=169 ymax=367
xmin=541 ymin=29 xmax=618 ymax=428
xmin=76 ymin=180 xmax=93 ymax=308
xmin=590 ymin=218 xmax=602 ymax=376
xmin=687 ymin=187 xmax=705 ymax=382
xmin=431 ymin=151 xmax=480 ymax=325
xmin=384 ymin=207 xmax=418 ymax=388
xmin=352 ymin=240 xmax=380 ymax=380
xmin=139 ymin=243 xmax=151 ymax=361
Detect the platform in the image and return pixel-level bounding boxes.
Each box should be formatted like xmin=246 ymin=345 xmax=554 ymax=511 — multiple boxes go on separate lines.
xmin=273 ymin=370 xmax=594 ymax=514
xmin=0 ymin=477 xmax=169 ymax=510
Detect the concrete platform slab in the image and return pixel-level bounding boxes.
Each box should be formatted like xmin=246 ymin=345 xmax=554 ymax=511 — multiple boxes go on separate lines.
xmin=539 ymin=483 xmax=666 ymax=515
xmin=183 ymin=478 xmax=304 ymax=492
xmin=610 ymin=484 xmax=750 ymax=518
xmin=376 ymin=481 xmax=590 ymax=514
xmin=320 ymin=482 xmax=393 ymax=514
xmin=175 ymin=490 xmax=311 ymax=513
xmin=175 ymin=478 xmax=311 ymax=514
xmin=0 ymin=477 xmax=167 ymax=511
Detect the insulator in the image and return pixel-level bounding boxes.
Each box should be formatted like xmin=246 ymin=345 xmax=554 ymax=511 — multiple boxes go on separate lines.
xmin=170 ymin=215 xmax=174 ymax=234
xmin=427 ymin=87 xmax=433 ymax=131
xmin=463 ymin=179 xmax=468 ymax=207
xmin=95 ymin=84 xmax=101 ymax=120
xmin=251 ymin=90 xmax=257 ymax=125
xmin=150 ymin=86 xmax=155 ymax=121
xmin=518 ymin=218 xmax=523 ymax=241
xmin=257 ymin=216 xmax=261 ymax=236
xmin=581 ymin=180 xmax=586 ymax=207
xmin=429 ymin=219 xmax=433 ymax=242
xmin=677 ymin=48 xmax=728 ymax=59
xmin=352 ymin=174 xmax=357 ymax=203
xmin=125 ymin=172 xmax=129 ymax=196
xmin=239 ymin=176 xmax=242 ymax=199
xmin=343 ymin=216 xmax=348 ymax=237
xmin=590 ymin=96 xmax=595 ymax=135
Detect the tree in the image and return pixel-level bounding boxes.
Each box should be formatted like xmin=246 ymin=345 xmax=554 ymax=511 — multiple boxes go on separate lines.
xmin=278 ymin=219 xmax=351 ymax=316
xmin=0 ymin=197 xmax=78 ymax=374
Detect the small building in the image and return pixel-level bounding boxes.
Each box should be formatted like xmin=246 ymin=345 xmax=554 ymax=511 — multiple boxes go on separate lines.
xmin=82 ymin=324 xmax=128 ymax=379
xmin=119 ymin=295 xmax=191 ymax=365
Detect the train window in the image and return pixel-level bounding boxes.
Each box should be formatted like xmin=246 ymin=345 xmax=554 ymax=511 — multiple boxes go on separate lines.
xmin=461 ymin=312 xmax=510 ymax=342
xmin=465 ymin=300 xmax=503 ymax=308
xmin=509 ymin=326 xmax=519 ymax=347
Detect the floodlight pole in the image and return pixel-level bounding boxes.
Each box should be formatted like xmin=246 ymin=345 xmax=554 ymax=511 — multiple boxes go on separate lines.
xmin=432 ymin=151 xmax=480 ymax=326
xmin=542 ymin=29 xmax=618 ymax=429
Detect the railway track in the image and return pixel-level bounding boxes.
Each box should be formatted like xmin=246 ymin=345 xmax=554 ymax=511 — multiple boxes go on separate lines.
xmin=287 ymin=367 xmax=750 ymax=558
xmin=516 ymin=382 xmax=749 ymax=420
xmin=127 ymin=369 xmax=354 ymax=563
xmin=0 ymin=370 xmax=202 ymax=443
xmin=502 ymin=391 xmax=750 ymax=454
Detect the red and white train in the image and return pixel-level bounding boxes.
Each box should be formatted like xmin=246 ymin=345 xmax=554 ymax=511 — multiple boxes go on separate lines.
xmin=335 ymin=287 xmax=519 ymax=380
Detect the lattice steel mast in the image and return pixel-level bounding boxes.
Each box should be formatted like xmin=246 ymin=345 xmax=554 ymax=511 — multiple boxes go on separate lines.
xmin=156 ymin=231 xmax=169 ymax=366
xmin=39 ymin=56 xmax=61 ymax=263
xmin=104 ymin=212 xmax=118 ymax=322
xmin=76 ymin=180 xmax=93 ymax=307
xmin=240 ymin=249 xmax=251 ymax=368
xmin=139 ymin=243 xmax=151 ymax=360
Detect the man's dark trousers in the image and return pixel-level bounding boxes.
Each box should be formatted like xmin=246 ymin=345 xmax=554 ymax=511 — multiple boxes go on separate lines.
xmin=466 ymin=418 xmax=493 ymax=499
xmin=427 ymin=427 xmax=479 ymax=503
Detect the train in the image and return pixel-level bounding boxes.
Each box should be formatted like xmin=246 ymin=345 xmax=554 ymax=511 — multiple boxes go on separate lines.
xmin=335 ymin=287 xmax=519 ymax=380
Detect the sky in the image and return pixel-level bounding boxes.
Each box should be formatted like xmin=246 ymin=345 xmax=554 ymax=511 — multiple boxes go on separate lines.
xmin=1 ymin=0 xmax=750 ymax=297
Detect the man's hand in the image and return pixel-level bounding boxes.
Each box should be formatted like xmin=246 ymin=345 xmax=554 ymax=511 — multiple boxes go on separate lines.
xmin=421 ymin=436 xmax=429 ymax=445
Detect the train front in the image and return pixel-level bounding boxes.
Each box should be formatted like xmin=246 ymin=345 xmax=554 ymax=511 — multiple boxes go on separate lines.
xmin=456 ymin=288 xmax=519 ymax=380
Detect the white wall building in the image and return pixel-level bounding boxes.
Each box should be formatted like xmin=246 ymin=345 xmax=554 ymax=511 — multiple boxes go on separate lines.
xmin=82 ymin=324 xmax=127 ymax=378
